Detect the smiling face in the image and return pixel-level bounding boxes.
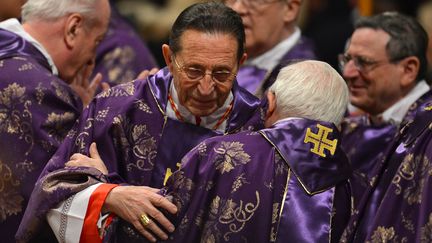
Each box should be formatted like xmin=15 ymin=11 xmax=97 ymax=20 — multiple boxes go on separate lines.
xmin=163 ymin=29 xmax=246 ymax=117
xmin=342 ymin=28 xmax=408 ymax=115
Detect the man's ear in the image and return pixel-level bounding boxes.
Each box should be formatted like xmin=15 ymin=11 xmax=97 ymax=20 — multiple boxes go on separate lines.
xmin=162 ymin=44 xmax=173 ymax=72
xmin=399 ymin=56 xmax=420 ymax=88
xmin=64 ymin=13 xmax=84 ymax=49
xmin=266 ymin=91 xmax=277 ymax=119
xmin=283 ymin=0 xmax=301 ymax=23
xmin=239 ymin=52 xmax=247 ymax=66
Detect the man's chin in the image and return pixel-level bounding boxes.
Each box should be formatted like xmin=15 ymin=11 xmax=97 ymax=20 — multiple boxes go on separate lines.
xmin=188 ymin=106 xmax=217 ymax=117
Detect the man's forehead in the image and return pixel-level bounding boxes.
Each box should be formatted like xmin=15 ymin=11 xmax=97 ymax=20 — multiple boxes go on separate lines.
xmin=177 ymin=30 xmax=238 ymax=53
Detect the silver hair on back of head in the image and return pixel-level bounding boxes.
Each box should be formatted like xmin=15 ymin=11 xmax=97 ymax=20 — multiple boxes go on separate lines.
xmin=21 ymin=0 xmax=99 ymax=23
xmin=268 ymin=60 xmax=349 ymax=126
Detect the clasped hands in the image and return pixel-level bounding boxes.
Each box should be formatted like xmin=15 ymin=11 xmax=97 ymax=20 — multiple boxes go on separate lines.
xmin=66 ymin=142 xmax=177 ymax=242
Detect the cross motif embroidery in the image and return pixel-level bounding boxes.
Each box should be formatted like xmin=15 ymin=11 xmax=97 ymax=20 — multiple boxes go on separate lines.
xmin=303 ymin=124 xmax=338 ymax=157
xmin=424 ymin=105 xmax=432 ymax=111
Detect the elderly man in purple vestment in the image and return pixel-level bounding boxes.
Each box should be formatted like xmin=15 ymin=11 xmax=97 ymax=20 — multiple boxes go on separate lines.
xmin=17 ymin=2 xmax=265 ymax=242
xmin=70 ymin=60 xmax=352 ymax=242
xmin=337 ymin=12 xmax=432 ymax=242
xmin=223 ymin=0 xmax=316 ymax=97
xmin=338 ymin=12 xmax=432 ymax=209
xmin=154 ymin=60 xmax=352 ymax=243
xmin=93 ymin=0 xmax=159 ymax=88
xmin=0 ymin=0 xmax=111 ymax=242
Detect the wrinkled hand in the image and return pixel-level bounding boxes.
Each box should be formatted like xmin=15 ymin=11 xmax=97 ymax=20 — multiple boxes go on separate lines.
xmin=103 ymin=186 xmax=178 ymax=242
xmin=66 ymin=142 xmax=108 ymax=175
xmin=136 ymin=67 xmax=159 ymax=80
xmin=70 ymin=63 xmax=110 ymax=107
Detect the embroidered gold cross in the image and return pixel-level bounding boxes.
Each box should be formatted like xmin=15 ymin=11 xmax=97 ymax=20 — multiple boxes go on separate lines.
xmin=163 ymin=162 xmax=181 ymax=186
xmin=304 ymin=124 xmax=338 ymax=157
xmin=424 ymin=105 xmax=432 ymax=111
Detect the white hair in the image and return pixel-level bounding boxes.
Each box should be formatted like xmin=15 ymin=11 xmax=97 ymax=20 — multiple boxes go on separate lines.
xmin=21 ymin=0 xmax=99 ymax=23
xmin=268 ymin=60 xmax=349 ymax=126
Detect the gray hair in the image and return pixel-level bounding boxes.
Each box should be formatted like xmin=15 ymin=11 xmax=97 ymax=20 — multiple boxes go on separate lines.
xmin=268 ymin=60 xmax=349 ymax=126
xmin=21 ymin=0 xmax=100 ymax=24
xmin=355 ymin=12 xmax=429 ymax=81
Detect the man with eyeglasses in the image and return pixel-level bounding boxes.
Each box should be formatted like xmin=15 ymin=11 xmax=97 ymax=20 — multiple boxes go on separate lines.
xmin=223 ymin=0 xmax=316 ymax=97
xmin=155 ymin=60 xmax=352 ymax=242
xmin=338 ymin=12 xmax=432 ymax=243
xmin=17 ymin=2 xmax=265 ymax=242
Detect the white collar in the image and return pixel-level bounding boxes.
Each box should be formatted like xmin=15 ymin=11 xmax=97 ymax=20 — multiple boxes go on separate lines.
xmin=246 ymin=27 xmax=301 ymax=72
xmin=272 ymin=117 xmax=302 ymax=126
xmin=379 ymin=80 xmax=430 ymax=125
xmin=0 ymin=18 xmax=58 ymax=75
xmin=166 ymin=81 xmax=234 ymax=133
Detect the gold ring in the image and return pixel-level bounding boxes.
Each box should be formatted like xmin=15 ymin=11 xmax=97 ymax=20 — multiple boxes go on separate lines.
xmin=140 ymin=213 xmax=151 ymax=227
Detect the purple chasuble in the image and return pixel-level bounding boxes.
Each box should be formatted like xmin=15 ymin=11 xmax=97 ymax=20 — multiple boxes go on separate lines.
xmin=105 ymin=119 xmax=351 ymax=242
xmin=94 ymin=5 xmax=158 ymax=88
xmin=16 ymin=67 xmax=265 ymax=242
xmin=237 ymin=36 xmax=316 ymax=97
xmin=340 ymin=95 xmax=432 ymax=242
xmin=341 ymin=90 xmax=432 ymax=208
xmin=0 ymin=28 xmax=82 ymax=242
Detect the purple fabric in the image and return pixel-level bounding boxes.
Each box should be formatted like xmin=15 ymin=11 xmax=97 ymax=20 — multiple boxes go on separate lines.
xmin=16 ymin=67 xmax=265 ymax=242
xmin=94 ymin=6 xmax=158 ymax=87
xmin=341 ymin=90 xmax=432 ymax=207
xmin=340 ymin=95 xmax=432 ymax=242
xmin=236 ymin=65 xmax=267 ymax=93
xmin=237 ymin=36 xmax=316 ymax=96
xmin=143 ymin=118 xmax=351 ymax=243
xmin=0 ymin=28 xmax=82 ymax=242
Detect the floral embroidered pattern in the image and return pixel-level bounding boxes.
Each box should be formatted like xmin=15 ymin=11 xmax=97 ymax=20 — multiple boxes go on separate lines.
xmin=368 ymin=226 xmax=395 ymax=243
xmin=131 ymin=124 xmax=157 ymax=171
xmin=421 ymin=213 xmax=432 ymax=243
xmin=44 ymin=112 xmax=76 ymax=142
xmin=213 ymin=141 xmax=251 ymax=174
xmin=0 ymin=83 xmax=27 ymax=134
xmin=0 ymin=160 xmax=23 ymax=222
xmin=97 ymin=81 xmax=135 ymax=98
xmin=135 ymin=100 xmax=152 ymax=114
xmin=231 ymin=173 xmax=249 ymax=193
xmin=392 ymin=154 xmax=432 ymax=205
xmin=103 ymin=46 xmax=137 ymax=84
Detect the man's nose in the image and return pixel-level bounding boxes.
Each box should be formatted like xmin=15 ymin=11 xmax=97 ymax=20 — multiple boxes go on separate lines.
xmin=228 ymin=0 xmax=248 ymax=14
xmin=342 ymin=60 xmax=360 ymax=79
xmin=197 ymin=74 xmax=215 ymax=96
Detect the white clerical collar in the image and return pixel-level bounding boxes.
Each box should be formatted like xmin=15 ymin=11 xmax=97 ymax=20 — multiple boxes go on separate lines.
xmin=0 ymin=18 xmax=59 ymax=75
xmin=166 ymin=81 xmax=234 ymax=133
xmin=272 ymin=117 xmax=302 ymax=126
xmin=378 ymin=80 xmax=430 ymax=125
xmin=246 ymin=27 xmax=301 ymax=72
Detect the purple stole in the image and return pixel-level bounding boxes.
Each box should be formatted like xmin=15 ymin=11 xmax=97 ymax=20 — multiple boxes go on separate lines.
xmin=0 ymin=28 xmax=82 ymax=242
xmin=340 ymin=93 xmax=432 ymax=242
xmin=16 ymin=67 xmax=265 ymax=242
xmin=94 ymin=6 xmax=158 ymax=87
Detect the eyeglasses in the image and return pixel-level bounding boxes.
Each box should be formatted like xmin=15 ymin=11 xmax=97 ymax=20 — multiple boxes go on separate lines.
xmin=172 ymin=56 xmax=236 ymax=83
xmin=338 ymin=53 xmax=400 ymax=73
xmin=224 ymin=0 xmax=282 ymax=10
